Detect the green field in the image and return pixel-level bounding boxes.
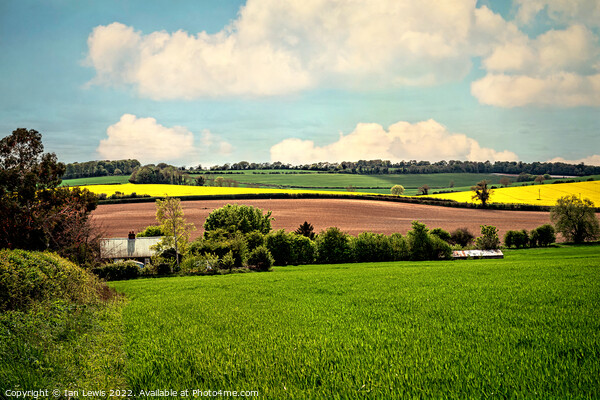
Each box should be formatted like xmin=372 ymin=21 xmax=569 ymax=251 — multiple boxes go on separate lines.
xmin=111 ymin=245 xmax=600 ymax=399
xmin=61 ymin=175 xmax=131 ymax=186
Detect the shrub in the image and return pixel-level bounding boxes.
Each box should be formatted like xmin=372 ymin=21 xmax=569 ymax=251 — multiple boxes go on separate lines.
xmin=389 ymin=233 xmax=410 ymax=261
xmin=430 ymin=228 xmax=451 ymax=243
xmin=136 ymin=225 xmax=164 ymax=237
xmin=316 ymin=227 xmax=353 ymax=264
xmin=189 ymin=234 xmax=247 ymax=269
xmin=290 ymin=234 xmax=316 ymax=265
xmin=352 ymin=232 xmax=395 ymax=262
xmin=247 ymin=246 xmax=274 ymax=272
xmin=505 ymin=230 xmax=529 ymax=248
xmin=450 ymin=227 xmax=475 ymax=248
xmin=532 ymin=224 xmax=556 ymax=247
xmin=1 ymin=249 xmax=104 ymax=311
xmin=476 ymin=225 xmax=500 ymax=250
xmin=219 ymin=251 xmax=236 ymax=271
xmin=407 ymin=221 xmax=434 ymax=261
xmin=245 ymin=230 xmax=265 ymax=251
xmin=204 ymin=204 xmax=272 ymax=235
xmin=92 ymin=260 xmax=141 ymax=281
xmin=180 ymin=253 xmax=219 ymax=274
xmin=265 ymin=230 xmax=294 ymax=266
xmin=431 ymin=236 xmax=452 ymax=260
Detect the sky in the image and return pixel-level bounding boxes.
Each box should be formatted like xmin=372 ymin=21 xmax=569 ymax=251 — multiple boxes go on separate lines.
xmin=0 ymin=0 xmax=599 ymax=167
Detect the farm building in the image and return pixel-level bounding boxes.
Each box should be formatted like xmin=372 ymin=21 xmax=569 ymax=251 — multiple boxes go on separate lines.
xmin=452 ymin=249 xmax=504 ymax=259
xmin=100 ymin=233 xmax=162 ymax=265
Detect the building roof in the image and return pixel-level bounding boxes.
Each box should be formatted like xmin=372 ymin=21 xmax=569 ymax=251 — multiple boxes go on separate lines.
xmin=100 ymin=237 xmax=163 ymax=259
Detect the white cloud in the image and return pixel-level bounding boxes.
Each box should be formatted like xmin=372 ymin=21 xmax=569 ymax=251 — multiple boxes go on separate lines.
xmin=97 ymin=114 xmax=232 ymax=164
xmin=85 ymin=1 xmax=519 ymax=98
xmin=473 ymin=24 xmax=600 ymax=107
xmin=547 ymin=154 xmax=600 ymax=166
xmin=270 ymin=119 xmax=518 ymax=164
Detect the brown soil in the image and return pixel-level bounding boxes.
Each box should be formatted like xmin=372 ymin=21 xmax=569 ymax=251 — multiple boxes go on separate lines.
xmin=92 ymin=198 xmax=557 ymax=240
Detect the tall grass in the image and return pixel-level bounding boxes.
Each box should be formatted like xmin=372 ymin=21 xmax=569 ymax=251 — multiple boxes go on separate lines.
xmin=111 ymin=245 xmax=600 ymax=398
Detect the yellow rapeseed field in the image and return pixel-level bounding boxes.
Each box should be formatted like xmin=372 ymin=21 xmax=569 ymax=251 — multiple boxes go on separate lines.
xmin=78 ymin=183 xmax=372 ymax=198
xmin=429 ymin=181 xmax=600 ymax=206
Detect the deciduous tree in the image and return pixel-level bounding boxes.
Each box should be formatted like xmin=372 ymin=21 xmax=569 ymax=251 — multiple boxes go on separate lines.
xmin=391 ymin=185 xmax=405 ymax=196
xmin=155 ymin=196 xmax=195 ymax=270
xmin=550 ymin=195 xmax=599 ymax=243
xmin=471 ymin=180 xmax=493 ymax=207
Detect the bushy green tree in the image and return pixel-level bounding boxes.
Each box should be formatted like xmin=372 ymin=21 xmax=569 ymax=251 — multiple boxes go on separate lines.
xmin=136 ymin=225 xmax=164 ymax=237
xmin=550 ymin=195 xmax=599 ymax=243
xmin=407 ymin=221 xmax=434 ymax=260
xmin=245 ymin=230 xmax=265 ymax=251
xmin=265 ymin=230 xmax=294 ymax=266
xmin=316 ymin=227 xmax=353 ymax=264
xmin=352 ymin=232 xmax=395 ymax=262
xmin=504 ymin=230 xmax=529 ymax=248
xmin=430 ymin=228 xmax=451 ymax=243
xmin=475 ymin=225 xmax=500 ymax=250
xmin=204 ymin=204 xmax=272 ymax=235
xmin=532 ymin=224 xmax=556 ymax=247
xmin=290 ymin=234 xmax=316 ymax=265
xmin=389 ymin=233 xmax=410 ymax=261
xmin=391 ymin=185 xmax=405 ymax=196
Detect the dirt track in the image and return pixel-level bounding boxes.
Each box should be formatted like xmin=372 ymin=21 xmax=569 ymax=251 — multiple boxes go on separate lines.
xmin=92 ymin=198 xmax=556 ymax=240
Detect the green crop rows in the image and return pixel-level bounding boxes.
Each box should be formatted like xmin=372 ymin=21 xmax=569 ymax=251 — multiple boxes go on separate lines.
xmin=111 ymin=245 xmax=600 ymax=399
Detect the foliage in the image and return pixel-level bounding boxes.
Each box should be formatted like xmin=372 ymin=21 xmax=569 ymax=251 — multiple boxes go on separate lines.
xmin=430 ymin=227 xmax=451 ymax=243
xmin=406 ymin=221 xmax=434 ymax=260
xmin=155 ymin=196 xmax=195 ymax=270
xmin=550 ymin=195 xmax=600 ymax=243
xmin=180 ymin=253 xmax=219 ymax=275
xmin=476 ymin=225 xmax=500 ymax=250
xmin=431 ymin=235 xmax=452 ymax=260
xmin=136 ymin=225 xmax=165 ymax=237
xmin=449 ymin=227 xmax=475 ymax=248
xmin=246 ymin=246 xmax=274 ymax=272
xmin=295 ymin=221 xmax=316 ymax=239
xmin=504 ymin=230 xmax=529 ymax=249
xmin=352 ymin=232 xmax=395 ymax=262
xmin=0 ymin=249 xmax=104 ymax=312
xmin=265 ymin=230 xmax=294 ymax=266
xmin=389 ymin=233 xmax=410 ymax=261
xmin=128 ymin=163 xmax=192 ymax=185
xmin=471 ymin=180 xmax=493 ymax=207
xmin=63 ymin=159 xmax=140 ymax=179
xmin=245 ymin=230 xmax=265 ymax=251
xmin=204 ymin=204 xmax=272 ymax=235
xmin=189 ymin=234 xmax=247 ymax=270
xmin=316 ymin=227 xmax=353 ymax=264
xmin=531 ymin=224 xmax=556 ymax=247
xmin=417 ymin=184 xmax=430 ymax=195
xmin=291 ymin=234 xmax=317 ymax=265
xmin=219 ymin=251 xmax=236 ymax=271
xmin=391 ymin=184 xmax=405 ymax=195
xmin=0 ymin=128 xmax=99 ymax=264
xmin=91 ymin=261 xmax=141 ymax=281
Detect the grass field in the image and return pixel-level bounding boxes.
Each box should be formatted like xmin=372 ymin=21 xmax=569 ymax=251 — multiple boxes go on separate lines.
xmin=430 ymin=181 xmax=600 ymax=206
xmin=61 ymin=175 xmax=131 ymax=186
xmin=110 ymin=245 xmax=600 ymax=399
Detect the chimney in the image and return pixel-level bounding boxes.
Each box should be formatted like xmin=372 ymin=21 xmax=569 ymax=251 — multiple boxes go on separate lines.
xmin=128 ymin=231 xmax=135 ymax=239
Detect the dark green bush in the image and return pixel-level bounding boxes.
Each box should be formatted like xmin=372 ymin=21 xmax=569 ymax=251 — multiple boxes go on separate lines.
xmin=316 ymin=227 xmax=353 ymax=264
xmin=219 ymin=251 xmax=236 ymax=271
xmin=136 ymin=225 xmax=164 ymax=237
xmin=431 ymin=236 xmax=452 ymax=259
xmin=245 ymin=230 xmax=265 ymax=251
xmin=189 ymin=234 xmax=247 ymax=269
xmin=91 ymin=260 xmax=141 ymax=281
xmin=505 ymin=230 xmax=529 ymax=248
xmin=532 ymin=224 xmax=556 ymax=247
xmin=450 ymin=227 xmax=475 ymax=248
xmin=265 ymin=230 xmax=294 ymax=266
xmin=430 ymin=228 xmax=451 ymax=243
xmin=290 ymin=234 xmax=317 ymax=265
xmin=407 ymin=221 xmax=434 ymax=261
xmin=247 ymin=246 xmax=274 ymax=272
xmin=389 ymin=233 xmax=410 ymax=261
xmin=352 ymin=232 xmax=395 ymax=262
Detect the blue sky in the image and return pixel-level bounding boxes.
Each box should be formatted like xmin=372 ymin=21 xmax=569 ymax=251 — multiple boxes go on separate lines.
xmin=1 ymin=0 xmax=598 ymax=167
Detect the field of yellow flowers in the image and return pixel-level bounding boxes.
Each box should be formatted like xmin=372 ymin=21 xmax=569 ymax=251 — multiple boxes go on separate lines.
xmin=79 ymin=183 xmax=370 ymax=198
xmin=429 ymin=181 xmax=600 ymax=206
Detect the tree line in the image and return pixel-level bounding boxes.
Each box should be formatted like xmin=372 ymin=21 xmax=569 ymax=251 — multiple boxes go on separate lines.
xmin=200 ymin=159 xmax=600 ymax=176
xmin=63 ymin=159 xmax=141 ymax=179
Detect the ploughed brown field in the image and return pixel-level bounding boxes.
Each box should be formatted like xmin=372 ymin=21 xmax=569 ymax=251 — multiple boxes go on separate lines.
xmin=92 ymin=198 xmax=557 ymax=241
